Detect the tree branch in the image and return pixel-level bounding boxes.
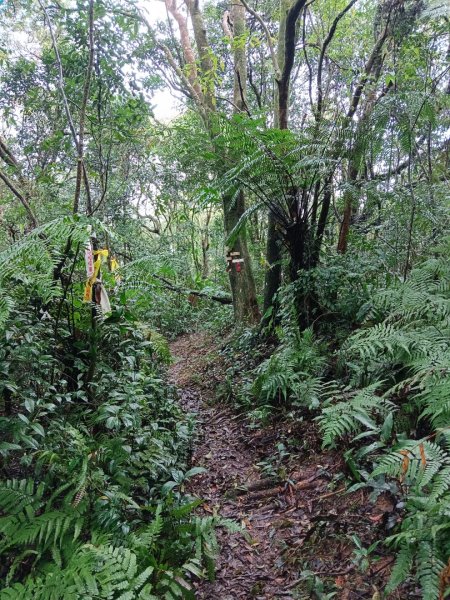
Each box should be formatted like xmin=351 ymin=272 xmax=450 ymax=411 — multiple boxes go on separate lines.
xmin=151 ymin=273 xmax=232 ymax=304
xmin=316 ymin=0 xmax=359 ymax=120
xmin=75 ymin=0 xmax=95 ymax=215
xmin=240 ymin=0 xmax=281 ymax=79
xmin=0 ymin=136 xmax=20 ymax=169
xmin=127 ymin=6 xmax=207 ymax=118
xmin=347 ymin=13 xmax=391 ymax=120
xmin=38 ymin=0 xmax=79 ymax=151
xmin=0 ymin=168 xmax=38 ymax=228
xmin=0 ymin=134 xmax=39 ymax=228
xmin=164 ymin=0 xmax=204 ymax=100
xmin=302 ymin=6 xmax=314 ymax=111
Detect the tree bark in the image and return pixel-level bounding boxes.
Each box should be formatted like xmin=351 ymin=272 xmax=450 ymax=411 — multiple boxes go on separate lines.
xmin=224 ymin=0 xmax=260 ymax=323
xmin=262 ymin=0 xmax=289 ymax=315
xmin=337 ymin=162 xmax=359 ymax=253
xmin=224 ymin=190 xmax=260 ymax=321
xmin=186 ymin=0 xmax=216 ymax=111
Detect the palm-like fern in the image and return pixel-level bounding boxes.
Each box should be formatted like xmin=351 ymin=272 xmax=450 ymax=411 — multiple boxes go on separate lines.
xmin=252 ymin=327 xmax=325 ymax=410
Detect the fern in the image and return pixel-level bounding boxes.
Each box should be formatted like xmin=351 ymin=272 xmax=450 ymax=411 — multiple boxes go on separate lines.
xmin=252 ymin=328 xmax=324 ymax=410
xmin=385 ymin=496 xmax=450 ymax=598
xmin=318 ymin=382 xmax=395 ymax=447
xmin=0 ymin=294 xmax=14 ymax=329
xmin=0 ymin=494 xmax=219 ymax=599
xmin=0 ymin=478 xmax=45 ymax=515
xmin=138 ymin=327 xmax=172 ymax=365
xmin=386 ymin=544 xmax=414 ymax=593
xmin=131 ymin=504 xmax=164 ymax=549
xmin=373 ymin=439 xmax=450 ymax=493
xmin=0 ymin=542 xmax=157 ymax=600
xmin=0 ymin=479 xmax=87 ymax=562
xmin=321 ymin=243 xmax=450 ymax=597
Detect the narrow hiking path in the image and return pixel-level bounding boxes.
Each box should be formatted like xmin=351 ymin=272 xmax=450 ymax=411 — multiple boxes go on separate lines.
xmin=170 ymin=333 xmax=299 ymax=599
xmin=169 ymin=333 xmax=401 ymax=600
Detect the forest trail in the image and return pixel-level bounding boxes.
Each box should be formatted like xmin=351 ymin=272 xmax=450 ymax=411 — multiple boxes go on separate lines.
xmin=169 ymin=333 xmax=396 ymax=600
xmin=170 ymin=332 xmax=297 ymax=599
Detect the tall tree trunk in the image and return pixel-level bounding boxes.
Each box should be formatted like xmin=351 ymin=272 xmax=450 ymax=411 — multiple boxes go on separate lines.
xmin=224 ymin=0 xmax=260 ymax=322
xmin=224 ymin=190 xmax=260 ymax=322
xmin=262 ymin=0 xmax=291 ymax=315
xmin=163 ymin=0 xmax=259 ymax=323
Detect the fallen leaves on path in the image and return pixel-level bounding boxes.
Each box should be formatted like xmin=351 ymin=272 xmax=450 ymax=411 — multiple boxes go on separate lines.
xmin=169 ymin=333 xmax=405 ymax=600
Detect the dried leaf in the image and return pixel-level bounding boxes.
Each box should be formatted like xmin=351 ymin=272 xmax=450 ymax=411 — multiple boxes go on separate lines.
xmin=419 ymin=443 xmax=427 ymax=468
xmin=439 ymin=557 xmax=450 ymax=599
xmin=399 ymin=449 xmax=410 ymax=482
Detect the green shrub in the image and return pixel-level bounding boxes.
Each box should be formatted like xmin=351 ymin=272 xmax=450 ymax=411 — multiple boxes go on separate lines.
xmin=0 ymin=224 xmax=219 ymax=598
xmin=318 ymin=239 xmax=450 ymax=597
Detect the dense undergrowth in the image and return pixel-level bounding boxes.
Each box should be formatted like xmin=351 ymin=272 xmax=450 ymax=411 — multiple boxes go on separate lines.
xmin=1 ymin=218 xmax=448 ymax=599
xmin=219 ymin=239 xmax=450 ymax=599
xmin=0 ymin=221 xmax=221 ymax=600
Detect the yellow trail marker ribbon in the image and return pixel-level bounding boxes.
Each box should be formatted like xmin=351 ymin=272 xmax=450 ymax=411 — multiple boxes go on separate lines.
xmin=110 ymin=256 xmax=121 ymax=283
xmin=83 ymin=249 xmax=109 ymax=302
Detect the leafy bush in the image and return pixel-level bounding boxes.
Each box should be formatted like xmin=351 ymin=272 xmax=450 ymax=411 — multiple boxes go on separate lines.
xmin=294 ymin=252 xmax=389 ymax=331
xmin=0 ymin=227 xmax=219 ymax=598
xmin=237 ymin=283 xmax=327 ymax=420
xmin=318 ymin=239 xmax=450 ymax=597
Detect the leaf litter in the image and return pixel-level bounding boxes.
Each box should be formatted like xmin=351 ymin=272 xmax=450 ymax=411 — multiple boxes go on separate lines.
xmin=169 ymin=333 xmax=415 ymax=600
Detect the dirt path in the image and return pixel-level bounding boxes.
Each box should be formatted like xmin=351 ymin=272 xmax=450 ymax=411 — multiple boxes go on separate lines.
xmin=170 ymin=333 xmax=298 ymax=599
xmin=169 ymin=333 xmax=400 ymax=600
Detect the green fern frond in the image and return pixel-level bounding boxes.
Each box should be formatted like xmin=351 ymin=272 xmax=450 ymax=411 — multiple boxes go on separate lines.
xmin=318 ymin=382 xmax=393 ymax=447
xmin=0 ymin=478 xmax=44 ymax=514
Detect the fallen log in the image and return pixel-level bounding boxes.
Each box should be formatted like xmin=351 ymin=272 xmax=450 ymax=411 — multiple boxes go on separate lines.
xmin=152 ymin=273 xmax=233 ymax=305
xmin=234 ymin=477 xmax=280 ymax=496
xmin=245 ymin=475 xmax=321 ymax=502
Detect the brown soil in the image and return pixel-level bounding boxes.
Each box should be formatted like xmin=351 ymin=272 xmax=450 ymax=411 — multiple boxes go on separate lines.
xmin=169 ymin=333 xmax=410 ymax=600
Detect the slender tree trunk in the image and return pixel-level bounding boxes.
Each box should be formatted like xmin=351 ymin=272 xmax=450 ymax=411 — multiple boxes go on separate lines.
xmin=263 ymin=213 xmax=282 ymax=315
xmin=337 ymin=162 xmax=358 ymax=253
xmin=201 ymin=207 xmax=212 ymax=279
xmin=224 ymin=0 xmax=260 ymax=322
xmin=201 ymin=236 xmax=209 ymax=278
xmin=262 ymin=0 xmax=290 ymax=315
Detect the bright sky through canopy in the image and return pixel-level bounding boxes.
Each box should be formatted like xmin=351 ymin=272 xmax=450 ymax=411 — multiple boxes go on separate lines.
xmin=142 ymin=0 xmax=181 ymax=122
